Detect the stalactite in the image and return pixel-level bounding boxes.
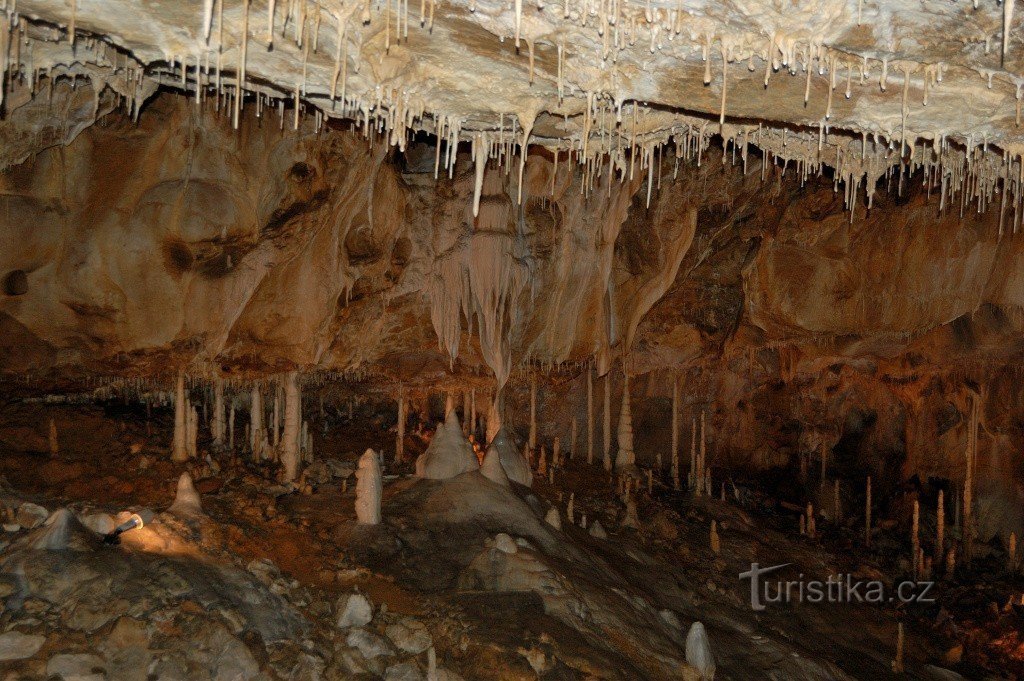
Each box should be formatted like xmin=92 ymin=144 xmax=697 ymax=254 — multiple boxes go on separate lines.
xmin=936 ymin=489 xmax=945 ymax=563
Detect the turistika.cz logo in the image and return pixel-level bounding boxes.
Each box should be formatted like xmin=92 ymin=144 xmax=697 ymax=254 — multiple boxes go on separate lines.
xmin=738 ymin=563 xmax=936 ymax=611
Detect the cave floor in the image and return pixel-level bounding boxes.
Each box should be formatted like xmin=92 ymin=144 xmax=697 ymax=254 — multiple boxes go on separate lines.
xmin=0 ymin=399 xmax=1020 ymax=680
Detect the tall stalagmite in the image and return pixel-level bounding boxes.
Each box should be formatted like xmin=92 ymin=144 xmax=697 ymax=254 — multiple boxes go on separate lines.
xmin=172 ymin=372 xmax=188 ymax=463
xmin=281 ymin=371 xmax=301 ymax=482
xmin=615 ymin=376 xmax=635 ymax=471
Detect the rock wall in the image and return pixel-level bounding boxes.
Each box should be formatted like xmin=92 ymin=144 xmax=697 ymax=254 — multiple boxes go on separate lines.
xmin=2 ymin=88 xmax=1024 ymax=540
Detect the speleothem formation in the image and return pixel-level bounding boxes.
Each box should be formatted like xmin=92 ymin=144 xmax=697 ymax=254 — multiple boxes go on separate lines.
xmin=1 ymin=0 xmax=1024 ymax=678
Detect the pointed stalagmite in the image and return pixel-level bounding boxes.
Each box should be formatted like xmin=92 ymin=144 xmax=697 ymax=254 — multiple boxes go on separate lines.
xmin=480 ymin=443 xmax=510 ymax=487
xmin=168 ymin=472 xmax=203 ymax=517
xmin=485 ymin=395 xmax=531 ymax=486
xmin=415 ymin=410 xmax=477 ymax=479
xmin=685 ymin=622 xmax=716 ymax=681
xmin=710 ymin=520 xmax=720 ymax=555
xmin=281 ymin=371 xmax=301 ymax=482
xmin=355 ymin=449 xmax=383 ymax=525
xmin=172 ymin=371 xmax=188 ymax=462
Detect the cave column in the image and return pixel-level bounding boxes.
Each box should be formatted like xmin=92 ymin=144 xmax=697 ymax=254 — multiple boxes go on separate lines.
xmin=172 ymin=371 xmax=188 ymax=462
xmin=281 ymin=371 xmax=301 ymax=482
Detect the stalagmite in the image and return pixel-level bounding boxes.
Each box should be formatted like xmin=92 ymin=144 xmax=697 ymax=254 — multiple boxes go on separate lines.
xmin=272 ymin=385 xmax=280 ymax=448
xmin=355 ymin=449 xmax=383 ymax=525
xmin=545 ymin=506 xmax=561 ymax=529
xmin=709 ymin=520 xmax=720 ymax=555
xmin=587 ymin=365 xmax=594 ymax=465
xmin=964 ymin=393 xmax=978 ymax=562
xmin=936 ymin=490 xmax=945 ymax=562
xmin=589 ymin=519 xmax=607 ymax=539
xmin=832 ymin=480 xmax=841 ymax=522
xmin=168 ymin=472 xmax=203 ymax=517
xmin=615 ymin=375 xmax=635 ymax=471
xmin=603 ymin=373 xmax=612 ymax=471
xmin=48 ymin=418 xmax=58 ymax=457
xmin=567 ymin=493 xmax=575 ymax=523
xmin=212 ymin=378 xmax=225 ymax=449
xmin=396 ymin=395 xmax=406 ymax=462
xmin=891 ymin=623 xmax=904 ymax=673
xmin=1009 ymin=532 xmax=1018 ymax=572
xmin=671 ymin=377 xmax=679 ymax=489
xmin=229 ymin=403 xmax=236 ymax=450
xmin=537 ymin=445 xmax=547 ymax=475
xmin=480 ymin=443 xmax=510 ymax=486
xmin=685 ymin=622 xmax=716 ymax=681
xmin=186 ymin=404 xmax=198 ymax=459
xmin=806 ymin=503 xmax=816 ymax=538
xmin=416 ymin=410 xmax=477 ymax=479
xmin=865 ymin=476 xmax=872 ymax=547
xmin=528 ymin=371 xmax=537 ymax=451
xmin=569 ymin=418 xmax=576 ymax=461
xmin=250 ymin=384 xmax=264 ymax=459
xmin=911 ymin=499 xmax=920 ymax=579
xmin=621 ymin=494 xmax=640 ymax=529
xmin=281 ymin=371 xmax=301 ymax=482
xmin=552 ymin=437 xmax=560 ymax=468
xmin=172 ymin=372 xmax=188 ymax=463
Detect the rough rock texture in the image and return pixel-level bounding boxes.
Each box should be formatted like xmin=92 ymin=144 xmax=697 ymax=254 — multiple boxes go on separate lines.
xmin=3 ymin=80 xmax=1024 ymax=542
